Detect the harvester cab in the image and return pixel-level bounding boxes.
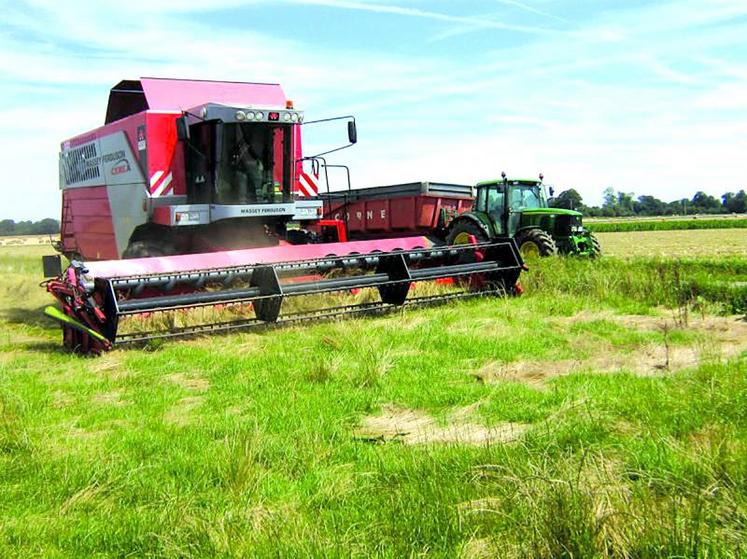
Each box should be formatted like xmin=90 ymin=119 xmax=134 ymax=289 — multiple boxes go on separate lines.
xmin=170 ymin=102 xmax=322 ymax=241
xmin=446 ymin=174 xmax=600 ymax=258
xmin=56 ymin=78 xmax=326 ymax=262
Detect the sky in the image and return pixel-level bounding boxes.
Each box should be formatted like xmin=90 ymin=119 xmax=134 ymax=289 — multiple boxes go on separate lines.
xmin=2 ymin=0 xmax=747 ymax=220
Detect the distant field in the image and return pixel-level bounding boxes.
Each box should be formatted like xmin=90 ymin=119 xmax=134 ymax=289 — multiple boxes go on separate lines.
xmin=586 ymin=213 xmax=741 ymax=223
xmin=597 ymin=228 xmax=747 ymax=258
xmin=0 ymin=234 xmax=57 ymax=247
xmin=588 ymin=216 xmax=747 ymax=232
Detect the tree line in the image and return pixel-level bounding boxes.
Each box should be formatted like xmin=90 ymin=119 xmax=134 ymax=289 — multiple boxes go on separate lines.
xmin=551 ymin=188 xmax=747 ymax=217
xmin=0 ymin=219 xmax=60 ymax=236
xmin=2 ymin=187 xmax=747 ymax=233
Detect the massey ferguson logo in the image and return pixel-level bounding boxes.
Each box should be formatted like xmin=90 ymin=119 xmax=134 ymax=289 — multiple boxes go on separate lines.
xmin=111 ymin=158 xmax=131 ymax=175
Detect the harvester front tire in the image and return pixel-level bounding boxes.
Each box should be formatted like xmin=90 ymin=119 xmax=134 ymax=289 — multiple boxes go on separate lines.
xmin=446 ymin=220 xmax=488 ymax=245
xmin=515 ymin=229 xmax=557 ymax=258
xmin=123 ymin=240 xmax=170 ymax=259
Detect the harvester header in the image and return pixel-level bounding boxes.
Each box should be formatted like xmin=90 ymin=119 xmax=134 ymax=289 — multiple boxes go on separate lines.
xmin=45 ymin=237 xmax=524 ymax=354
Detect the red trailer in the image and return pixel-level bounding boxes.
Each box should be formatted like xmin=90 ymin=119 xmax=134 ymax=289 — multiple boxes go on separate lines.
xmin=319 ymin=181 xmax=474 ymax=241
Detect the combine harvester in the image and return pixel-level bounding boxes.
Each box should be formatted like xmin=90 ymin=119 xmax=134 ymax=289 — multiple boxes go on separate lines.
xmin=43 ymin=78 xmax=524 ymax=354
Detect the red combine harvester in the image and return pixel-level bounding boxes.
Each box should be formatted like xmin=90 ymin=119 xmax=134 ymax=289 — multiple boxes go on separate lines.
xmin=43 ymin=78 xmax=524 ymax=354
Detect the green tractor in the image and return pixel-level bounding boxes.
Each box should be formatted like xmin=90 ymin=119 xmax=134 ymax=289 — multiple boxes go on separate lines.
xmin=446 ymin=174 xmax=600 ymax=259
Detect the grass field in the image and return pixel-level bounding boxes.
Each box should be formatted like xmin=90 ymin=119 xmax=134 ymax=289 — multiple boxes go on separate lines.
xmin=597 ymin=229 xmax=747 ymax=259
xmin=1 ymin=233 xmax=746 ymax=558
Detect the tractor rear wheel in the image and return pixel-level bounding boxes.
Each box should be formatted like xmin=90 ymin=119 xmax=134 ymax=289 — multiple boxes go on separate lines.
xmin=515 ymin=228 xmax=557 ymax=259
xmin=446 ymin=220 xmax=488 ymax=245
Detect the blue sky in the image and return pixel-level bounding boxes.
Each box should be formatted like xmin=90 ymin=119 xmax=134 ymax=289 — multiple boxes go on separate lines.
xmin=2 ymin=0 xmax=747 ymax=219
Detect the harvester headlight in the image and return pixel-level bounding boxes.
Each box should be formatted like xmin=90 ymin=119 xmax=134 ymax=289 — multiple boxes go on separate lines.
xmin=235 ymin=111 xmax=246 ymax=121
xmin=255 ymin=112 xmax=264 ymax=120
xmin=291 ymin=112 xmax=299 ymax=122
xmin=245 ymin=111 xmax=255 ymax=121
xmin=283 ymin=112 xmax=291 ymax=122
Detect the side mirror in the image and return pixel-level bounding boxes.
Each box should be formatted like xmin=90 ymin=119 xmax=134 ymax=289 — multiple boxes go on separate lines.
xmin=347 ymin=120 xmax=357 ymax=144
xmin=175 ymin=116 xmax=190 ymax=141
xmin=549 ymin=186 xmax=555 ymax=197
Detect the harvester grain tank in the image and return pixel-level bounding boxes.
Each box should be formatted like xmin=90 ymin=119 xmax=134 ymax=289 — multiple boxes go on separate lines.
xmin=44 ymin=78 xmax=525 ymax=354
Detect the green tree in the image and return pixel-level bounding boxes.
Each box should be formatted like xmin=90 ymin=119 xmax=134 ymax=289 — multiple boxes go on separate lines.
xmin=634 ymin=195 xmax=666 ymax=216
xmin=691 ymin=191 xmax=721 ymax=213
xmin=550 ymin=189 xmax=583 ymax=210
xmin=0 ymin=219 xmax=60 ymax=236
xmin=602 ymin=187 xmax=617 ymax=209
xmin=0 ymin=220 xmax=15 ymax=235
xmin=722 ymin=190 xmax=747 ymax=213
xmin=616 ymin=192 xmax=635 ymax=216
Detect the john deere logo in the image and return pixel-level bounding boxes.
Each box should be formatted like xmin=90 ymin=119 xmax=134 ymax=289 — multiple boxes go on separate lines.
xmin=111 ymin=159 xmax=131 ymax=175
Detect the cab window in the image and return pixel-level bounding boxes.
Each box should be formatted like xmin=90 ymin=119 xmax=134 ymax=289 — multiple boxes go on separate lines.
xmin=509 ymin=185 xmax=542 ymax=209
xmin=487 ymin=188 xmax=504 ymax=219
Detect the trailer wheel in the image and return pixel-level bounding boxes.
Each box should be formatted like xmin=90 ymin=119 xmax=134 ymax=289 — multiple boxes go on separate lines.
xmin=446 ymin=220 xmax=488 ymax=245
xmin=515 ymin=229 xmax=557 ymax=259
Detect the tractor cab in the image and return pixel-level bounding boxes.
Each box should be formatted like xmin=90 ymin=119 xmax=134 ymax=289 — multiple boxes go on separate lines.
xmin=473 ymin=177 xmax=550 ymax=237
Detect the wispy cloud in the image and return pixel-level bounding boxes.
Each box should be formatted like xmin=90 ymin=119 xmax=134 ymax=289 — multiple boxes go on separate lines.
xmin=495 ymin=0 xmax=569 ymax=23
xmin=288 ymin=0 xmax=558 ymax=34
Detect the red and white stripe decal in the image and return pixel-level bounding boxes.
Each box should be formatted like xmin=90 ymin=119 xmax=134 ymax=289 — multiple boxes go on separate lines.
xmin=150 ymin=170 xmax=174 ymax=197
xmin=298 ymin=171 xmax=319 ymax=198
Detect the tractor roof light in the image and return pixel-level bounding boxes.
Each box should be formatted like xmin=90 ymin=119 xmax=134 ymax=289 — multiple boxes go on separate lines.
xmin=291 ymin=112 xmax=299 ymax=122
xmin=283 ymin=112 xmax=292 ymax=122
xmin=235 ymin=110 xmax=246 ymax=121
xmin=246 ymin=111 xmax=255 ymax=120
xmin=255 ymin=112 xmax=264 ymax=120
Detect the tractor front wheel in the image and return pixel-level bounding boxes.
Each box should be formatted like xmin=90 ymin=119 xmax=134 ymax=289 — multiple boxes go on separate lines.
xmin=589 ymin=233 xmax=602 ymax=258
xmin=515 ymin=229 xmax=557 ymax=259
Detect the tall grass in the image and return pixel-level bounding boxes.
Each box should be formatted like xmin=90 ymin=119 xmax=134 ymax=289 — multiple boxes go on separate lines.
xmin=1 ymin=247 xmax=746 ymax=556
xmin=523 ymin=256 xmax=747 ymax=313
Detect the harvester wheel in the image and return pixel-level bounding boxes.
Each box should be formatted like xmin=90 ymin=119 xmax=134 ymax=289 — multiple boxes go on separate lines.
xmin=515 ymin=229 xmax=557 ymax=259
xmin=446 ymin=220 xmax=488 ymax=245
xmin=123 ymin=240 xmax=171 ymax=259
xmin=589 ymin=234 xmax=602 ymax=258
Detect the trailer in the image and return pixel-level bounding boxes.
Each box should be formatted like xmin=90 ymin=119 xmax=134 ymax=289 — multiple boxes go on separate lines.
xmin=319 ymin=181 xmax=474 ymax=240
